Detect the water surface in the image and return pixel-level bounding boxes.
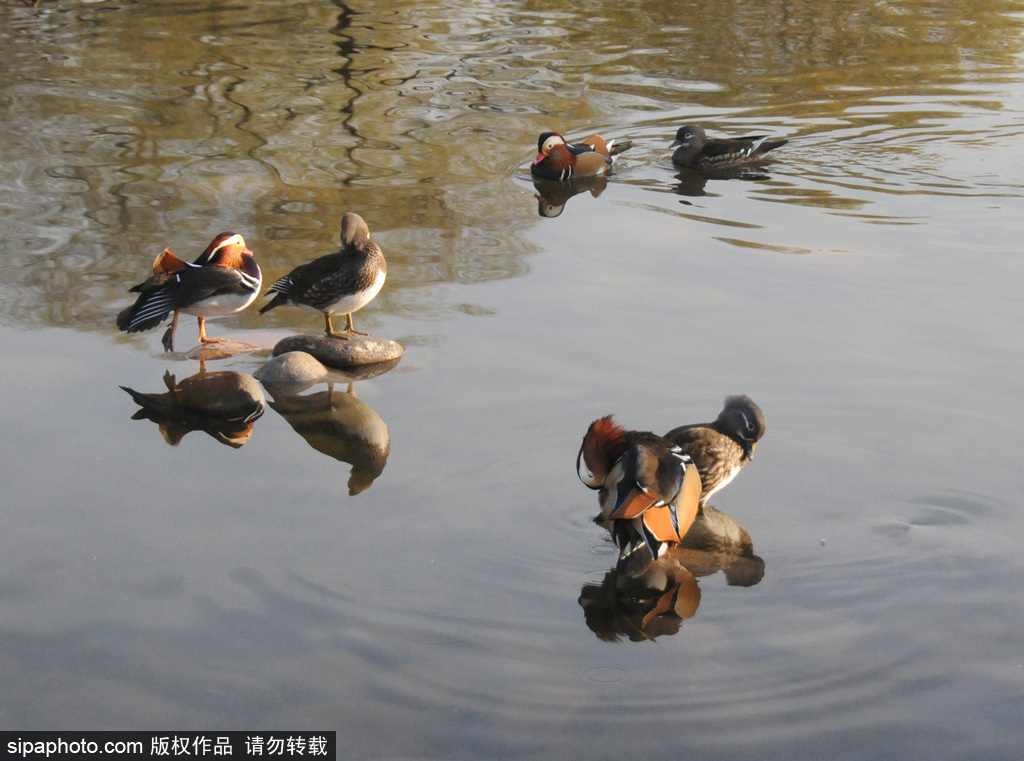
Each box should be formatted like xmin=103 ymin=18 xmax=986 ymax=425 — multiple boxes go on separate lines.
xmin=1 ymin=1 xmax=1023 ymax=758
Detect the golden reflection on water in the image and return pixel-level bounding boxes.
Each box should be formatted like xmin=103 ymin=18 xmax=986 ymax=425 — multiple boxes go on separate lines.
xmin=1 ymin=0 xmax=1022 ymax=335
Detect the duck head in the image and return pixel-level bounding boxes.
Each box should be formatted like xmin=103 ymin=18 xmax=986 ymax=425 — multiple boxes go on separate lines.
xmin=196 ymin=232 xmax=255 ymax=269
xmin=717 ymin=394 xmax=766 ymax=460
xmin=576 ymin=415 xmax=628 ymax=489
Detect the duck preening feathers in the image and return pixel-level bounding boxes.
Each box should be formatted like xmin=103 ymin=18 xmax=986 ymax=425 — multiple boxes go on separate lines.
xmin=260 ymin=212 xmax=386 ymax=339
xmin=116 ymin=232 xmax=261 ymax=353
xmin=577 ymin=416 xmax=703 ymax=571
xmin=664 ymin=395 xmax=766 ymax=506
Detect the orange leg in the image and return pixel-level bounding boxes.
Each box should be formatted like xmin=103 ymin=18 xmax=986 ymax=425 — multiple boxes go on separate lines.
xmin=198 ymin=316 xmax=222 ymax=343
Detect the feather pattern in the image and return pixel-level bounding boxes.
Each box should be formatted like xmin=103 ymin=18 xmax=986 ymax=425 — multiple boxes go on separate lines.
xmin=670 ymin=125 xmax=787 ymax=170
xmin=116 ymin=233 xmax=261 ymax=351
xmin=577 ymin=416 xmax=703 ymax=571
xmin=663 ymin=395 xmax=766 ymax=505
xmin=259 ymin=212 xmax=387 ymax=337
xmin=531 ymin=131 xmax=631 ymax=181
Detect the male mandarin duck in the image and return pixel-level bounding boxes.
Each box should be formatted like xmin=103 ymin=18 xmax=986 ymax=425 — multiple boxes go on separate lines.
xmin=260 ymin=212 xmax=386 ymax=339
xmin=116 ymin=232 xmax=262 ymax=353
xmin=577 ymin=416 xmax=703 ymax=569
xmin=531 ymin=131 xmax=633 ymax=181
xmin=664 ymin=395 xmax=766 ymax=507
xmin=670 ymin=125 xmax=788 ymax=170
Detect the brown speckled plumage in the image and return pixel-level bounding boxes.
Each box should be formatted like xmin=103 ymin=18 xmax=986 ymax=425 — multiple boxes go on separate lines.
xmin=260 ymin=212 xmax=387 ymax=337
xmin=664 ymin=395 xmax=766 ymax=506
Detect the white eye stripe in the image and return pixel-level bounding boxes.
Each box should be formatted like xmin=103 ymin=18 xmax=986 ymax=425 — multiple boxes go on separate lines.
xmin=544 ymin=136 xmax=565 ymax=152
xmin=577 ymin=452 xmax=596 ymax=485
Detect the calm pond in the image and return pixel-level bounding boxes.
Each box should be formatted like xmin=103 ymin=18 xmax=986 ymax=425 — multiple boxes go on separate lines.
xmin=1 ymin=0 xmax=1023 ymax=758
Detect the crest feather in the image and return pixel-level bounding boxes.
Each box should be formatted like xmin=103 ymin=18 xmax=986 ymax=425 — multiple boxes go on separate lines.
xmin=583 ymin=415 xmax=627 ymax=466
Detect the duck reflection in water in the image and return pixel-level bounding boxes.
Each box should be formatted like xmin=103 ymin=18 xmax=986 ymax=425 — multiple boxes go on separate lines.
xmin=120 ymin=368 xmax=265 ymax=448
xmin=266 ymin=379 xmax=390 ymax=495
xmin=532 ymin=175 xmax=609 ymax=218
xmin=579 ymin=506 xmax=765 ymax=642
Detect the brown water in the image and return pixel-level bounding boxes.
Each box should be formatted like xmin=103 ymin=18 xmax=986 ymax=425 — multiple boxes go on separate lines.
xmin=2 ymin=0 xmax=1024 ymax=757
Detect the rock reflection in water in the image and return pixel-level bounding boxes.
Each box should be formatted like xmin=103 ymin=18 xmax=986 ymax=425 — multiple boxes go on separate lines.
xmin=120 ymin=369 xmax=266 ymax=448
xmin=267 ymin=381 xmax=390 ymax=495
xmin=579 ymin=506 xmax=764 ymax=642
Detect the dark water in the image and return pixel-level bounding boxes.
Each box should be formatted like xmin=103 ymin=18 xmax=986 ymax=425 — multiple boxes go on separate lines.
xmin=2 ymin=0 xmax=1023 ymax=758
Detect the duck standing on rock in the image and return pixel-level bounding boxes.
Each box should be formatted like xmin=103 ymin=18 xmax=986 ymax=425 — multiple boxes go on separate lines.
xmin=260 ymin=212 xmax=386 ymax=339
xmin=116 ymin=232 xmax=262 ymax=353
xmin=670 ymin=125 xmax=787 ymax=170
xmin=531 ymin=131 xmax=632 ymax=181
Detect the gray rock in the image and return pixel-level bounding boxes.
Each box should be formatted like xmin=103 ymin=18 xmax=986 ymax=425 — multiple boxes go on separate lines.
xmin=254 ymin=351 xmax=329 ymax=392
xmin=271 ymin=333 xmax=404 ymax=369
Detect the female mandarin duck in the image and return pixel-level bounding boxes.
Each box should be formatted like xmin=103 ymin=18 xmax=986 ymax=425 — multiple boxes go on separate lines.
xmin=531 ymin=131 xmax=632 ymax=181
xmin=670 ymin=125 xmax=787 ymax=170
xmin=664 ymin=395 xmax=766 ymax=507
xmin=577 ymin=416 xmax=703 ymax=570
xmin=260 ymin=212 xmax=386 ymax=339
xmin=116 ymin=232 xmax=262 ymax=353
